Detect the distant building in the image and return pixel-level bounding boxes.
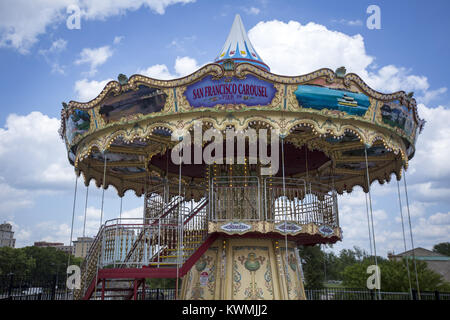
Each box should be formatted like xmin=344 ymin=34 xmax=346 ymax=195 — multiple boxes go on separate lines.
xmin=33 ymin=241 xmax=74 ymax=255
xmin=388 ymin=247 xmax=450 ymax=283
xmin=34 ymin=241 xmax=64 ymax=247
xmin=72 ymin=237 xmax=94 ymax=259
xmin=57 ymin=245 xmax=75 ymax=255
xmin=0 ymin=223 xmax=16 ymax=248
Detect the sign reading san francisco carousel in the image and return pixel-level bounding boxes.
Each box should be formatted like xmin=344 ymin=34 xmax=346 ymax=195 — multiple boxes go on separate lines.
xmin=185 ymin=74 xmax=276 ymax=108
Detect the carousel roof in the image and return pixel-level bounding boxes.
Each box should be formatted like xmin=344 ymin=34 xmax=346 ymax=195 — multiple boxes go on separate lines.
xmin=214 ymin=14 xmax=270 ymax=72
xmin=60 ymin=14 xmax=424 ymax=198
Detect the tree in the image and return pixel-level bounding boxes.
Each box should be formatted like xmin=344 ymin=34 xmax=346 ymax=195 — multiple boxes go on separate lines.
xmin=322 ymin=246 xmax=376 ymax=281
xmin=297 ymin=245 xmax=324 ymax=289
xmin=342 ymin=258 xmax=450 ymax=292
xmin=0 ymin=246 xmax=81 ymax=280
xmin=323 ymin=251 xmax=339 ymax=281
xmin=21 ymin=246 xmax=82 ymax=280
xmin=0 ymin=247 xmax=35 ymax=276
xmin=433 ymin=242 xmax=450 ymax=256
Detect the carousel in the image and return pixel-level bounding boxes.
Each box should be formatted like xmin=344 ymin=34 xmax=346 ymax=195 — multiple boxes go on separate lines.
xmin=61 ymin=15 xmax=424 ymax=300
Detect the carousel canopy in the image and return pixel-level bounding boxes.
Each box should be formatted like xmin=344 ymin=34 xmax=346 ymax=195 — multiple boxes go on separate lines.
xmin=214 ymin=14 xmax=270 ymax=72
xmin=60 ymin=15 xmax=424 ymax=198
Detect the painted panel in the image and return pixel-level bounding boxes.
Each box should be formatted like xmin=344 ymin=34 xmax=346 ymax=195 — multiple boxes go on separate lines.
xmin=184 ymin=75 xmax=276 ymax=108
xmin=280 ymin=247 xmax=303 ymax=300
xmin=232 ymin=246 xmax=274 ymax=300
xmin=184 ymin=247 xmax=218 ymax=300
xmin=380 ymin=100 xmax=416 ymax=136
xmin=294 ymin=84 xmax=370 ymax=116
xmin=98 ymin=85 xmax=167 ymax=124
xmin=65 ymin=109 xmax=90 ymax=144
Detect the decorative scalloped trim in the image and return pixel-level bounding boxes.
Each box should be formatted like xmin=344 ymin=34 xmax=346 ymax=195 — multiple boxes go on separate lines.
xmin=60 ymin=63 xmax=424 ymax=143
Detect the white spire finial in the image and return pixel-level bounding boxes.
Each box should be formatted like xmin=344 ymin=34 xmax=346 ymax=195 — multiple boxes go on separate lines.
xmin=214 ymin=14 xmax=269 ymax=71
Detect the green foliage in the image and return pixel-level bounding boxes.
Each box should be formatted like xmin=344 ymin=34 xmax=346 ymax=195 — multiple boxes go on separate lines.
xmin=0 ymin=247 xmax=35 ymax=275
xmin=146 ymin=278 xmax=178 ymax=288
xmin=342 ymin=258 xmax=450 ymax=292
xmin=297 ymin=245 xmax=325 ymax=289
xmin=322 ymin=246 xmax=381 ymax=281
xmin=0 ymin=246 xmax=81 ymax=279
xmin=433 ymin=242 xmax=450 ymax=256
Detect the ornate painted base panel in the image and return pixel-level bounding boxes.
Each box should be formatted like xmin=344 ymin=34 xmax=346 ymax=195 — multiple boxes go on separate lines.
xmin=180 ymin=237 xmax=306 ymax=300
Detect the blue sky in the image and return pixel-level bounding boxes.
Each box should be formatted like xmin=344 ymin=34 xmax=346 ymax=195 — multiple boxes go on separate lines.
xmin=0 ymin=0 xmax=449 ymax=258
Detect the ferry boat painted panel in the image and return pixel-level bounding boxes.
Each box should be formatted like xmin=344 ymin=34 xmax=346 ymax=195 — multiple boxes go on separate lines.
xmin=294 ymin=85 xmax=370 ymax=116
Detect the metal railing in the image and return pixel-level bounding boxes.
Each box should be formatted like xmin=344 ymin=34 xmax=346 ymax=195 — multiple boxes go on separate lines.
xmin=77 ymin=197 xmax=209 ymax=299
xmin=100 ymin=211 xmax=208 ymax=269
xmin=210 ymin=176 xmax=261 ymax=221
xmin=264 ymin=177 xmax=338 ymax=227
xmin=209 ymin=176 xmax=338 ymax=228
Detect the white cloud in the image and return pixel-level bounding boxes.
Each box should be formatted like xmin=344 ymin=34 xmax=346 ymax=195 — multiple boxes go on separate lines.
xmin=139 ymin=64 xmax=177 ymax=80
xmin=365 ymin=65 xmax=430 ymax=94
xmin=418 ymin=87 xmax=447 ymax=105
xmin=80 ymin=0 xmax=195 ymax=19
xmin=139 ymin=56 xmax=200 ymax=79
xmin=428 ymin=212 xmax=450 ymax=225
xmin=35 ymin=221 xmax=71 ymax=244
xmin=38 ymin=38 xmax=68 ymax=75
xmin=0 ymin=112 xmax=75 ymax=235
xmin=332 ymin=19 xmax=363 ymax=27
xmin=249 ymin=20 xmax=374 ymax=76
xmin=402 ymin=201 xmax=429 ymax=218
xmin=39 ymin=38 xmax=67 ymax=55
xmin=113 ymin=36 xmax=124 ymax=45
xmin=0 ymin=181 xmax=34 ymax=215
xmin=412 ymin=214 xmax=450 ymax=243
xmin=244 ymin=7 xmax=260 ymax=15
xmin=248 ymin=20 xmax=435 ymax=97
xmin=75 ymin=45 xmax=113 ymax=76
xmin=74 ymin=56 xmax=199 ymax=105
xmin=0 ymin=0 xmax=195 ymax=53
xmin=406 ymin=104 xmax=450 ymax=201
xmin=0 ymin=0 xmax=71 ymax=54
xmin=0 ymin=112 xmax=73 ymax=191
xmin=174 ymin=56 xmax=200 ymax=76
xmin=120 ymin=207 xmax=144 ymax=219
xmin=74 ymin=78 xmax=113 ymax=101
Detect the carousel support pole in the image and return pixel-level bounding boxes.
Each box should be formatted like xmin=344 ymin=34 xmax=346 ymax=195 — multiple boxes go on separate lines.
xmin=82 ymin=177 xmax=89 ymax=238
xmin=403 ymin=170 xmax=421 ymax=300
xmin=365 ymin=192 xmax=374 ymax=256
xmin=133 ymin=279 xmax=138 ymax=300
xmin=396 ymin=175 xmax=413 ymax=300
xmin=101 ymin=279 xmax=105 ymax=300
xmin=175 ymin=137 xmax=183 ymax=300
xmin=364 ymin=146 xmax=380 ymax=300
xmin=119 ymin=196 xmax=123 ymax=220
xmin=281 ymin=135 xmax=289 ymax=295
xmin=99 ymin=152 xmax=108 ymax=226
xmin=65 ymin=172 xmax=78 ymax=300
xmin=142 ymin=279 xmax=146 ymax=300
xmin=94 ymin=152 xmax=108 ymax=300
xmin=82 ymin=178 xmax=90 ymax=296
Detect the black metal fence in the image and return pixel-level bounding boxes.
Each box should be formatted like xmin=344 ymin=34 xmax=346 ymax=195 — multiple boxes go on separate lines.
xmin=1 ymin=274 xmax=448 ymax=300
xmin=137 ymin=288 xmax=177 ymax=300
xmin=0 ymin=274 xmax=71 ymax=301
xmin=305 ymin=287 xmax=450 ymax=300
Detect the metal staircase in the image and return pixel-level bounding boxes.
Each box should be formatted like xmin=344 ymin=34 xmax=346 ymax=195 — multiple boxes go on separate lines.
xmin=76 ymin=196 xmax=212 ymax=300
